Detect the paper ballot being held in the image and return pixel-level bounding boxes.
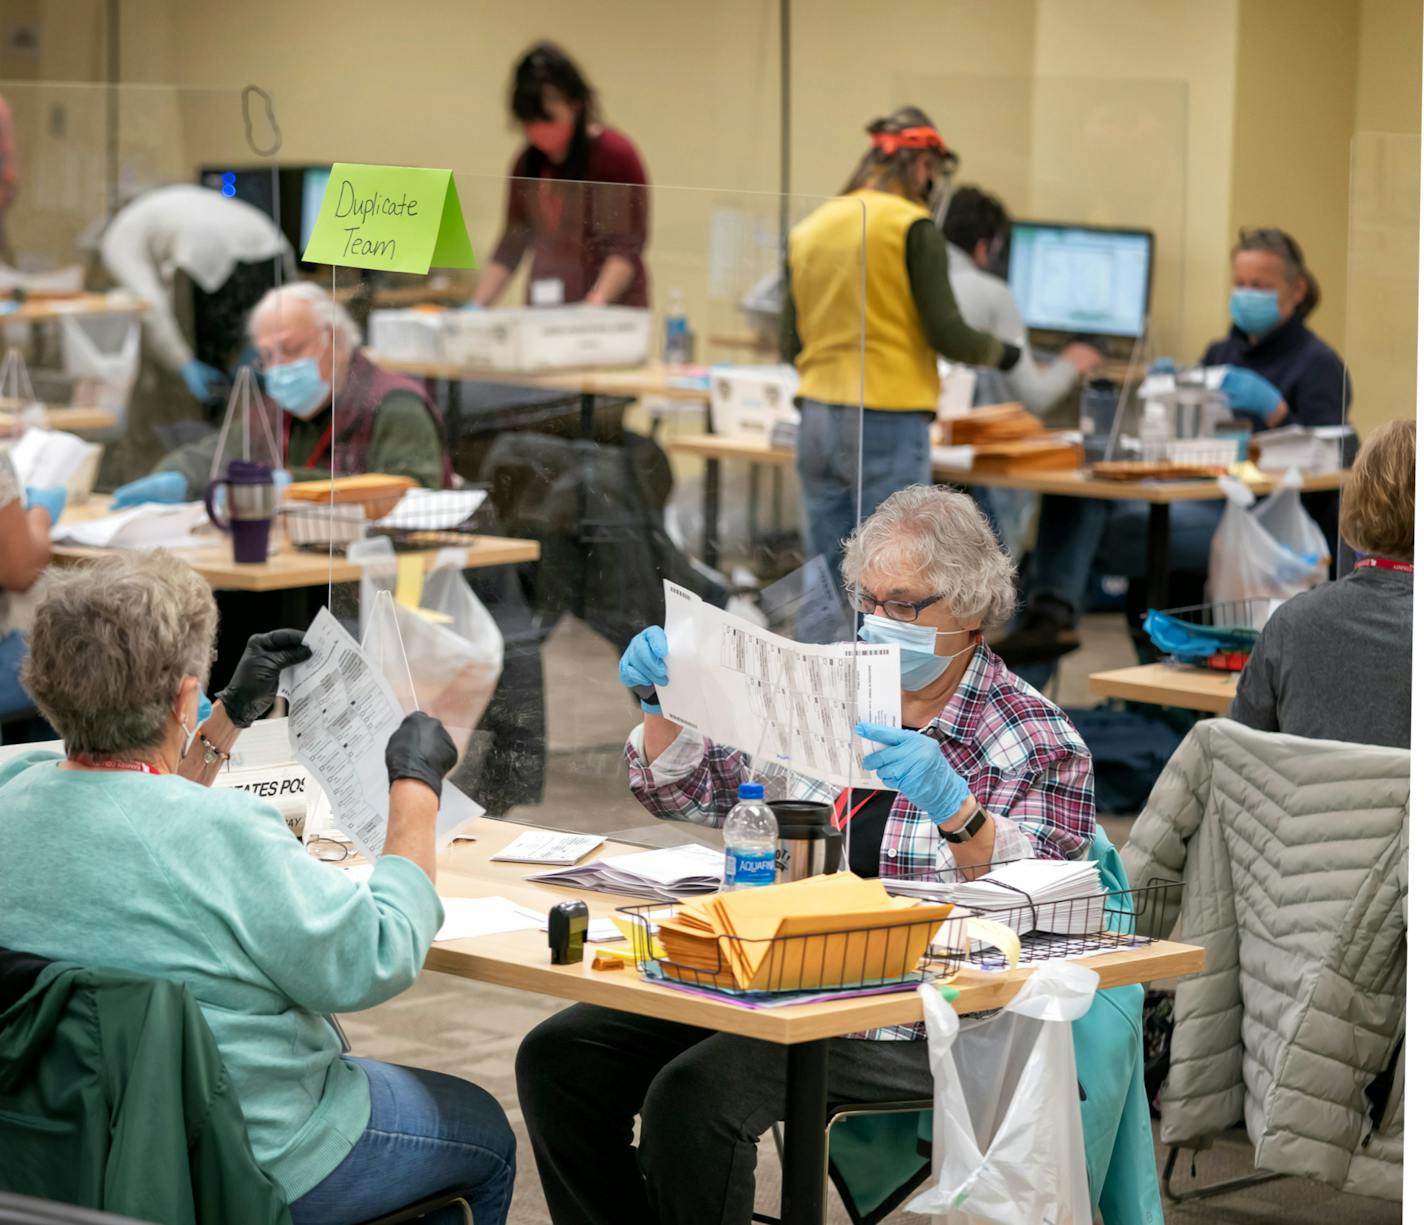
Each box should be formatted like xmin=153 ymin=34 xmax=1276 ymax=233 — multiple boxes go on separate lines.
xmin=278 ymin=607 xmax=482 ymax=861
xmin=658 ymin=581 xmax=901 ymax=787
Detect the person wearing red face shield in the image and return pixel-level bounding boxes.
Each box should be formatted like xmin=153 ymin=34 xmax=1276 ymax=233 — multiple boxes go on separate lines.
xmin=471 ymin=42 xmax=649 ymax=309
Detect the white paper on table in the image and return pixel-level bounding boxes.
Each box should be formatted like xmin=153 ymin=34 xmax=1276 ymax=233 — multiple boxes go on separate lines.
xmin=277 ymin=607 xmax=484 ymax=862
xmin=434 ymin=896 xmax=544 ymax=942
xmin=930 ymin=444 xmax=975 ymax=471
xmin=51 ymin=502 xmax=208 ymax=549
xmin=7 ymin=427 xmax=100 ymax=489
xmin=375 ymin=488 xmax=487 ymax=531
xmin=656 ymin=580 xmax=900 ymax=787
xmin=490 ymin=830 xmax=606 ymax=865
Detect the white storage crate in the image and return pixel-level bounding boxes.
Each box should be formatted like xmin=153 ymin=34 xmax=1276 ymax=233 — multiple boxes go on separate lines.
xmin=367 ymin=309 xmax=446 ymax=363
xmin=709 ymin=364 xmax=799 ymax=442
xmin=440 ymin=306 xmax=651 ymax=371
xmin=1254 ymin=424 xmax=1353 ymax=473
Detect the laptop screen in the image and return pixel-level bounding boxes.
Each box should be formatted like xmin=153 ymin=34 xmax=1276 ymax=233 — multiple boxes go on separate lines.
xmin=1007 ymin=222 xmax=1153 ymax=339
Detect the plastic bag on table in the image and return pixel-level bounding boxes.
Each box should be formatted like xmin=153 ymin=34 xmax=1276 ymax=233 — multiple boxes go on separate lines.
xmin=355 ymin=539 xmax=503 ymax=755
xmin=906 ymin=962 xmax=1099 ymax=1225
xmin=1206 ymin=468 xmax=1328 ymax=623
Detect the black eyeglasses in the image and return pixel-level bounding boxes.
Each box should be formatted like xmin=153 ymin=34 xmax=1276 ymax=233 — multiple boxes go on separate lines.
xmin=853 ymin=590 xmax=945 ymax=623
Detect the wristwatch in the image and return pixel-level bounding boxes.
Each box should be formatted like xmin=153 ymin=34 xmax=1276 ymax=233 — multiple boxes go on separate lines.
xmin=939 ymin=802 xmax=987 ymax=844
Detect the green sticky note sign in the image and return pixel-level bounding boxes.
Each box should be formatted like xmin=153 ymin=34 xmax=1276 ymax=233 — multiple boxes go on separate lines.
xmin=302 ymin=163 xmax=475 ymax=275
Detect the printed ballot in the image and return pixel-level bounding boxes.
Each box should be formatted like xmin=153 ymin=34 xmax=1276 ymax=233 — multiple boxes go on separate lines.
xmin=658 ymin=580 xmax=900 ymax=787
xmin=531 ymin=843 xmax=724 ymax=901
xmin=490 ymin=830 xmax=606 ymax=866
xmin=278 ymin=607 xmax=482 ymax=861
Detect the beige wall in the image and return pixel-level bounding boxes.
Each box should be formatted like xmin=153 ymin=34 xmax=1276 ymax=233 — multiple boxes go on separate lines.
xmin=4 ymin=0 xmax=1419 ymax=420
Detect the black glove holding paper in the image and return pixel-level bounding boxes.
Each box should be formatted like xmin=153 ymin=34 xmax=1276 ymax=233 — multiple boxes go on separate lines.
xmin=385 ymin=711 xmax=458 ymax=797
xmin=216 ymin=629 xmax=312 ymax=729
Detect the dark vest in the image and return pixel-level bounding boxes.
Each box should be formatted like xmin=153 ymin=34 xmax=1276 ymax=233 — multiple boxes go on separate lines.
xmin=325 ymin=349 xmax=451 ymax=487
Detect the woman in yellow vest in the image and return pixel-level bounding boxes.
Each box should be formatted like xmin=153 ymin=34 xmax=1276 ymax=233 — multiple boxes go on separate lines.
xmin=784 ymin=107 xmax=1021 ymax=575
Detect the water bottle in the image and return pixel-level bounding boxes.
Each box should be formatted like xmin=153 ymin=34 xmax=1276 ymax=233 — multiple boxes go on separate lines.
xmin=723 ymin=782 xmax=778 ymax=890
xmin=663 ymin=287 xmax=691 ymax=365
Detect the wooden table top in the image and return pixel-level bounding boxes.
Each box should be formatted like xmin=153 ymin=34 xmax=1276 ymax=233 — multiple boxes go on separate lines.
xmin=379 ymin=357 xmax=713 ymax=403
xmin=0 ymin=404 xmax=118 ymax=434
xmin=51 ymin=501 xmax=540 ymax=593
xmin=662 ymin=433 xmax=1347 ymax=503
xmin=0 ymin=293 xmax=146 ymax=323
xmin=1089 ymin=662 xmax=1239 ymax=714
xmin=423 ymin=817 xmax=1205 ymax=1045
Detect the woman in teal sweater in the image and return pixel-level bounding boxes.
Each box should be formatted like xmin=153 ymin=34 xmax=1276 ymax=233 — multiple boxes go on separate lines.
xmin=0 ymin=551 xmax=514 ymax=1224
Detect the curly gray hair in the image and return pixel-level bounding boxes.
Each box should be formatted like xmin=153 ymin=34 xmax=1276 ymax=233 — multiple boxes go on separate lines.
xmin=841 ymin=485 xmax=1018 ymax=631
xmin=250 ymin=280 xmax=362 ymax=351
xmin=23 ymin=551 xmax=218 ymax=757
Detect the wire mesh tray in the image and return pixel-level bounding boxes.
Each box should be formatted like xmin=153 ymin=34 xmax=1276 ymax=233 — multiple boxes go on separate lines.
xmin=280 ymin=489 xmax=490 ymax=553
xmin=615 ymin=902 xmax=963 ymax=998
xmin=1144 ymin=597 xmax=1277 ymax=671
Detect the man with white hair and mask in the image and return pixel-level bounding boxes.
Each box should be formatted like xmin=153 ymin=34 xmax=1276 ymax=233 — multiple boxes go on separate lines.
xmin=111 ymin=282 xmax=449 ymax=504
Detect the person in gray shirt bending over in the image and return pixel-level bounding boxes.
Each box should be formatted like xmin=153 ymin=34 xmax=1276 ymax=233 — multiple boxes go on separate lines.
xmin=1229 ymin=417 xmax=1413 ymax=748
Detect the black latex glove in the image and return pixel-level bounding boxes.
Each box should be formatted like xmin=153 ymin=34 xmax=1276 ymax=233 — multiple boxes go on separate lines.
xmin=385 ymin=711 xmax=458 ymax=797
xmin=216 ymin=629 xmax=312 ymax=729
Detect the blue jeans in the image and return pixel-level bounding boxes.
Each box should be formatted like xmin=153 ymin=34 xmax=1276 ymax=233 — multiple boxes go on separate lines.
xmin=1026 ymin=496 xmax=1224 ymax=620
xmin=288 ymin=1058 xmax=515 ymax=1225
xmin=796 ymin=400 xmax=932 ymax=579
xmin=0 ymin=630 xmax=32 ymax=720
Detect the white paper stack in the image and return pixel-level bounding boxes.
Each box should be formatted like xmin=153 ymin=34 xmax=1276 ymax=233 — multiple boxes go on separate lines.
xmin=949 ymin=859 xmax=1106 ymax=935
xmin=530 ymin=843 xmax=724 ymax=901
xmin=51 ymin=502 xmax=209 ymax=549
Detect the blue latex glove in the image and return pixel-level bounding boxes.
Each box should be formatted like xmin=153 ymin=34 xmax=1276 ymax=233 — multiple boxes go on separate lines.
xmin=1220 ymin=366 xmax=1284 ymax=420
xmin=619 ymin=626 xmax=669 ymax=713
xmin=24 ymin=485 xmax=66 ymax=524
xmin=1148 ymin=357 xmax=1177 ymax=376
xmin=461 ymin=301 xmax=485 ymax=311
xmin=272 ymin=468 xmax=292 ymax=494
xmin=856 ymin=723 xmax=971 ymax=824
xmin=111 ymin=470 xmax=189 ymax=509
xmin=181 ymin=358 xmax=228 ymax=402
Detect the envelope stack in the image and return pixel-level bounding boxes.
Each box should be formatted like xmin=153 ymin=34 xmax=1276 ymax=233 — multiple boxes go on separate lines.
xmin=654 ymin=873 xmax=953 ymax=992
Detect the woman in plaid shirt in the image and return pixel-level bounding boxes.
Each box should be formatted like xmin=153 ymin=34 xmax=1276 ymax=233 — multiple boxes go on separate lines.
xmin=517 ymin=487 xmax=1095 ymax=1225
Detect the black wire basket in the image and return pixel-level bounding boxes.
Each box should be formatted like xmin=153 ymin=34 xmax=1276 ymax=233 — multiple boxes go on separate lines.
xmin=280 ymin=484 xmax=493 ymax=553
xmin=615 ymin=902 xmax=964 ymax=998
xmin=617 ymin=876 xmax=1183 ymax=998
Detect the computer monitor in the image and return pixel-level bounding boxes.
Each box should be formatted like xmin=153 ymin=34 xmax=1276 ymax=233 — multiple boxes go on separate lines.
xmin=197 ymin=164 xmax=332 ymax=268
xmin=1006 ymin=221 xmax=1153 ymax=343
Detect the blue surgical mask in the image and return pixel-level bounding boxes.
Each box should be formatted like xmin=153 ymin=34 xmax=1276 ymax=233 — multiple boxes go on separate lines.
xmin=1230 ymin=288 xmax=1280 ymax=336
xmin=857 ymin=614 xmax=976 ymax=690
xmin=265 ymin=358 xmax=330 ymax=419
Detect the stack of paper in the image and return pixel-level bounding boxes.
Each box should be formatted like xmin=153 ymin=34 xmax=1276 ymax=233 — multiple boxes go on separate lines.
xmin=948 ymin=859 xmax=1105 ymax=936
xmin=6 ymin=427 xmax=102 ymax=499
xmin=530 ymin=843 xmax=723 ymax=901
xmin=655 ymin=873 xmax=952 ymax=993
xmin=51 ymin=502 xmax=209 ymax=550
xmin=491 ymin=830 xmax=605 ymax=866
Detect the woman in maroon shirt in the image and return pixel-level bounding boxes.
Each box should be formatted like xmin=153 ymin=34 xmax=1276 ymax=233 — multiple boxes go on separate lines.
xmin=472 ymin=43 xmax=649 ymax=308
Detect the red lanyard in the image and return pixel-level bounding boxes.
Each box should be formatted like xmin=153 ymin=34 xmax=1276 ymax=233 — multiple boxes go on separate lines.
xmin=832 ymin=787 xmax=883 ymax=832
xmin=282 ymin=414 xmax=335 ymax=471
xmin=68 ymin=756 xmax=164 ymax=775
xmin=1355 ymin=558 xmax=1414 ymax=574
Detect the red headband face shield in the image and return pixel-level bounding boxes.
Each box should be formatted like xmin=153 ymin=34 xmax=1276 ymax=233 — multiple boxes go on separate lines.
xmin=870 ymin=126 xmax=960 ymax=210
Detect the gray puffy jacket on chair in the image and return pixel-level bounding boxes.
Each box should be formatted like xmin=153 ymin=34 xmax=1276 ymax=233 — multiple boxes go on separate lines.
xmin=1123 ymin=719 xmax=1407 ymax=1201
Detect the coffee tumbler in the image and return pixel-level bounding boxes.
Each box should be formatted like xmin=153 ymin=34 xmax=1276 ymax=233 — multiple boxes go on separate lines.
xmin=205 ymin=459 xmax=278 ymax=564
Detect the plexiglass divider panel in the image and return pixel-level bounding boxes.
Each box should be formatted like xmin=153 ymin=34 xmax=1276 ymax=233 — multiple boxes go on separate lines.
xmin=318 ymin=174 xmax=866 ymax=837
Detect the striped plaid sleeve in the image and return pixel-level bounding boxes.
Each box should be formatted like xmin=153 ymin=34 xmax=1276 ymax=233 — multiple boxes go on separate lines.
xmin=1003 ymin=735 xmax=1096 ymax=861
xmin=625 ymin=727 xmax=748 ymax=829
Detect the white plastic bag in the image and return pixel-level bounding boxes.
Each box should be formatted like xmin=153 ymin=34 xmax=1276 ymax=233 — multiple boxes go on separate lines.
xmin=59 ymin=315 xmax=140 ymax=429
xmin=355 ymin=541 xmax=503 ymax=753
xmin=906 ymin=963 xmax=1099 ymax=1225
xmin=1206 ymin=468 xmax=1329 ymax=622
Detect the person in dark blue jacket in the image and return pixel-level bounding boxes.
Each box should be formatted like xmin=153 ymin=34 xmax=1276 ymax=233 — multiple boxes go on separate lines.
xmin=997 ymin=227 xmax=1349 ymax=667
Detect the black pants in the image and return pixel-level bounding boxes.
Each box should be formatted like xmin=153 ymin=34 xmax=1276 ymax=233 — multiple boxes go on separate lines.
xmin=515 ymin=1003 xmax=931 ymax=1225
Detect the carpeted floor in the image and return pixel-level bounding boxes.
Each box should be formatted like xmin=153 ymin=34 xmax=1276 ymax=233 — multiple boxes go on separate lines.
xmin=340 ymin=614 xmax=1402 ymax=1225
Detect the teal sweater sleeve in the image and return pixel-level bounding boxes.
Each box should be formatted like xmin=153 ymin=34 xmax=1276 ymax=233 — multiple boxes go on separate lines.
xmin=191 ymin=785 xmax=444 ymax=1013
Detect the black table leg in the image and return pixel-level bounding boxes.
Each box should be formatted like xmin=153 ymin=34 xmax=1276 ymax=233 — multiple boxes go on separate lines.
xmin=1146 ymin=502 xmax=1172 ymax=612
xmin=703 ymin=456 xmax=722 ymax=570
xmin=780 ymin=1038 xmax=830 ymax=1225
